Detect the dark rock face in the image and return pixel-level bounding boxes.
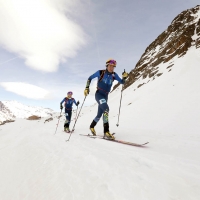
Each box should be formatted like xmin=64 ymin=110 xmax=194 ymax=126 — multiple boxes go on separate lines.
xmin=0 ymin=101 xmax=15 ymax=125
xmin=27 ymin=115 xmax=41 ymax=120
xmin=113 ymin=5 xmax=200 ymax=91
xmin=0 ymin=101 xmax=6 ymax=112
xmin=44 ymin=117 xmax=53 ymax=123
xmin=0 ymin=120 xmax=15 ymax=126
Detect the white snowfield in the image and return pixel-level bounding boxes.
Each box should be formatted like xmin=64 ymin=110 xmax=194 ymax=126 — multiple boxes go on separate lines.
xmin=0 ymin=49 xmax=200 ymax=200
xmin=0 ymin=101 xmax=54 ymax=124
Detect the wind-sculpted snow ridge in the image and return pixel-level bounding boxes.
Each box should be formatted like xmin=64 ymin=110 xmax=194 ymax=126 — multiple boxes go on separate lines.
xmin=113 ymin=5 xmax=200 ymax=91
xmin=0 ymin=100 xmax=54 ymax=125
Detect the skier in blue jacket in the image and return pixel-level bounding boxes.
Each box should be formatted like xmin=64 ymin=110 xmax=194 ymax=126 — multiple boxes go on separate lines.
xmin=84 ymin=59 xmax=128 ymax=139
xmin=60 ymin=91 xmax=79 ymax=132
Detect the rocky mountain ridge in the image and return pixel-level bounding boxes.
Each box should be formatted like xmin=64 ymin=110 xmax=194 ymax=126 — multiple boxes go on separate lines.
xmin=113 ymin=5 xmax=200 ymax=91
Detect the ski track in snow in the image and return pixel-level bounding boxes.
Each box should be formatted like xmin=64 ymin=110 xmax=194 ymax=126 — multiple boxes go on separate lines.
xmin=0 ymin=115 xmax=200 ymax=200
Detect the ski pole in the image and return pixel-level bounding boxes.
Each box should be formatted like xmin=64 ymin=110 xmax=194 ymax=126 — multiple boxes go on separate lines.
xmin=54 ymin=109 xmax=62 ymax=135
xmin=74 ymin=105 xmax=79 ymax=122
xmin=116 ymin=69 xmax=126 ymax=126
xmin=116 ymin=85 xmax=123 ymax=126
xmin=66 ymin=96 xmax=87 ymax=141
xmin=71 ymin=105 xmax=79 ymax=131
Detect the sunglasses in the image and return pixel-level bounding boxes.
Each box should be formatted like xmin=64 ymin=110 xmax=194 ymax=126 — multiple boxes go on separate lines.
xmin=107 ymin=60 xmax=117 ymax=66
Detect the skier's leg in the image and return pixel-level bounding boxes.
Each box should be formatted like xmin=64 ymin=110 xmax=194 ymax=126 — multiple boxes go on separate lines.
xmin=67 ymin=110 xmax=72 ymax=131
xmin=64 ymin=110 xmax=68 ymax=130
xmin=95 ymin=92 xmax=109 ymax=125
xmin=94 ymin=92 xmax=114 ymax=139
xmin=64 ymin=110 xmax=70 ymax=131
xmin=103 ymin=109 xmax=109 ymax=132
xmin=102 ymin=106 xmax=114 ymax=139
xmin=93 ymin=105 xmax=104 ymax=123
xmin=90 ymin=105 xmax=104 ymax=136
xmin=89 ymin=92 xmax=104 ymax=135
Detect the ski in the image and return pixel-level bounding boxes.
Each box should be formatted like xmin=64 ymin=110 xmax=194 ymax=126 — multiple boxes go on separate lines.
xmin=79 ymin=134 xmax=149 ymax=147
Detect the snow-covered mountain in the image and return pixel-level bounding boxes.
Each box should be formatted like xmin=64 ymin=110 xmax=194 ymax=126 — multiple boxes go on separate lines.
xmin=114 ymin=5 xmax=200 ymax=91
xmin=0 ymin=100 xmax=54 ymax=125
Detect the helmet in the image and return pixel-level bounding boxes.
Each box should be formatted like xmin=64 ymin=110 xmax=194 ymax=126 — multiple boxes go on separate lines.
xmin=67 ymin=91 xmax=73 ymax=95
xmin=106 ymin=59 xmax=117 ymax=67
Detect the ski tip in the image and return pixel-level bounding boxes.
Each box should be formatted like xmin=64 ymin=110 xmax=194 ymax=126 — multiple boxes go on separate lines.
xmin=142 ymin=142 xmax=149 ymax=145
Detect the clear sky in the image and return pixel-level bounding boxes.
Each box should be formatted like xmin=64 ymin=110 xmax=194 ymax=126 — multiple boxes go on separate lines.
xmin=0 ymin=0 xmax=199 ymax=111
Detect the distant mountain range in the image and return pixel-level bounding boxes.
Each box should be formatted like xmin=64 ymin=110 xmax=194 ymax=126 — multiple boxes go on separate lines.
xmin=0 ymin=101 xmax=54 ymax=125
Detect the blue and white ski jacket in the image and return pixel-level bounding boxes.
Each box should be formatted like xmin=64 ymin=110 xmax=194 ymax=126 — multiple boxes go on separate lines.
xmin=60 ymin=97 xmax=78 ymax=110
xmin=87 ymin=69 xmax=124 ymax=94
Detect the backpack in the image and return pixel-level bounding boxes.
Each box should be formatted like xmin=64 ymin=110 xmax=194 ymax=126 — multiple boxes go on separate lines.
xmin=98 ymin=70 xmax=115 ymax=83
xmin=64 ymin=97 xmax=74 ymax=106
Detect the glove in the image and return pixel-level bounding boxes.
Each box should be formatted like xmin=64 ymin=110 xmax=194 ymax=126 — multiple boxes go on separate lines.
xmin=77 ymin=101 xmax=80 ymax=106
xmin=84 ymin=87 xmax=90 ymax=96
xmin=122 ymin=70 xmax=128 ymax=80
xmin=60 ymin=104 xmax=63 ymax=110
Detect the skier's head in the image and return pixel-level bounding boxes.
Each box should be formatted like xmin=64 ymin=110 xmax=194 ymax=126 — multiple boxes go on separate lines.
xmin=106 ymin=59 xmax=117 ymax=73
xmin=67 ymin=91 xmax=73 ymax=97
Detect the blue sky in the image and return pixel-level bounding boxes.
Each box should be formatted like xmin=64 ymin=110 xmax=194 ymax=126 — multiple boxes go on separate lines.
xmin=0 ymin=0 xmax=199 ymax=111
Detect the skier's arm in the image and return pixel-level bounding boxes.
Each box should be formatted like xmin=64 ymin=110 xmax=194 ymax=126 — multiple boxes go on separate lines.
xmin=84 ymin=71 xmax=100 ymax=96
xmin=60 ymin=98 xmax=65 ymax=105
xmin=115 ymin=71 xmax=129 ymax=84
xmin=114 ymin=73 xmax=125 ymax=84
xmin=60 ymin=98 xmax=65 ymax=109
xmin=86 ymin=71 xmax=100 ymax=87
xmin=73 ymin=99 xmax=80 ymax=106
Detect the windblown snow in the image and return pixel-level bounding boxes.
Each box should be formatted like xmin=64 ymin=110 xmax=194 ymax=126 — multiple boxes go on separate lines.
xmin=0 ymin=46 xmax=200 ymax=200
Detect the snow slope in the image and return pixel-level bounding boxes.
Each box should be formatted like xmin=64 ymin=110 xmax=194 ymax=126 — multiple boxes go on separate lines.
xmin=0 ymin=47 xmax=200 ymax=200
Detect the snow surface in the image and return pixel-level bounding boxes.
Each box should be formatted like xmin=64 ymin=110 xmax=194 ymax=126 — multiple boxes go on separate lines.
xmin=0 ymin=48 xmax=200 ymax=200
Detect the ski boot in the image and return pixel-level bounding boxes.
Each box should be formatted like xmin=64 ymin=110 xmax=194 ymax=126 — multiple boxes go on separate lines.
xmin=90 ymin=120 xmax=97 ymax=136
xmin=104 ymin=131 xmax=115 ymax=140
xmin=103 ymin=122 xmax=115 ymax=140
xmin=64 ymin=127 xmax=70 ymax=133
xmin=90 ymin=127 xmax=96 ymax=136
